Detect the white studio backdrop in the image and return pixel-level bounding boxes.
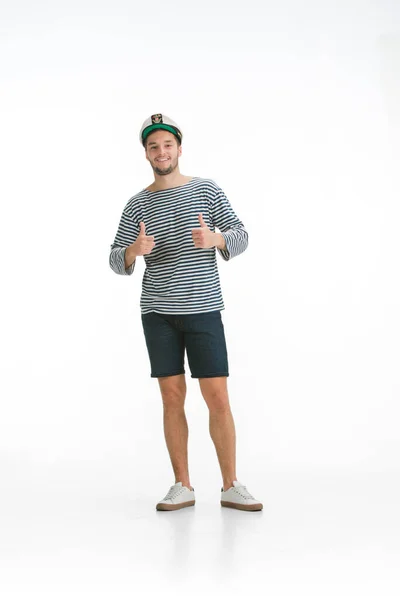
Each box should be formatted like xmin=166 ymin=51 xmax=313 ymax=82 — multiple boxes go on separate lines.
xmin=0 ymin=0 xmax=399 ymax=503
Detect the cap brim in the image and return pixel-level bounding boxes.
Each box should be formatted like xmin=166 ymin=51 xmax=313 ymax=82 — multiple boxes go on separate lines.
xmin=142 ymin=124 xmax=182 ymax=144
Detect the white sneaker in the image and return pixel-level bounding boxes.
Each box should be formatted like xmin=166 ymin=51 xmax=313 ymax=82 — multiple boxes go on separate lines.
xmin=221 ymin=480 xmax=263 ymax=511
xmin=156 ymin=482 xmax=195 ymax=511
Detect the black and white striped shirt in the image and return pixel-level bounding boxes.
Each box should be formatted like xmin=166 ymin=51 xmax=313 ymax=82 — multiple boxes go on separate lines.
xmin=109 ymin=177 xmax=248 ymax=314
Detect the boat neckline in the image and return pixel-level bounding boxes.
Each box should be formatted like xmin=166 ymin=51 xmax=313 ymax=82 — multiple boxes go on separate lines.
xmin=143 ymin=177 xmax=196 ymax=194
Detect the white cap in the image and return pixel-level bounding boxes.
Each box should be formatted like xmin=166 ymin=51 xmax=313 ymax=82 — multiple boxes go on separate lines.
xmin=139 ymin=113 xmax=183 ymax=146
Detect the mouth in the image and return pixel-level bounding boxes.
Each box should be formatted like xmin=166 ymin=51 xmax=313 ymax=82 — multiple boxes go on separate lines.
xmin=156 ymin=158 xmax=170 ymax=163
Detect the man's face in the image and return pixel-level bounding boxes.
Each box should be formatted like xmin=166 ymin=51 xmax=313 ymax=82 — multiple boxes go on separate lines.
xmin=145 ymin=130 xmax=182 ymax=176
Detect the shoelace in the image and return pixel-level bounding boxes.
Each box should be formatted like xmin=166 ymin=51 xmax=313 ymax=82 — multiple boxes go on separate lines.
xmin=233 ymin=485 xmax=256 ymax=500
xmin=162 ymin=485 xmax=184 ymax=501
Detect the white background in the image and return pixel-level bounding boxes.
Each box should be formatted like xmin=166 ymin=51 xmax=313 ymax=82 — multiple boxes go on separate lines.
xmin=1 ymin=1 xmax=399 ymax=598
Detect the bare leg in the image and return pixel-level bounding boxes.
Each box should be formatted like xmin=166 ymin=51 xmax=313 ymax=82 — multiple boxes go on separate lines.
xmin=198 ymin=377 xmax=237 ymax=491
xmin=158 ymin=374 xmax=193 ymax=490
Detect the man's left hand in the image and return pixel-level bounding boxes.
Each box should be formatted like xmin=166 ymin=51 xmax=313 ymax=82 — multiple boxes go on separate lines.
xmin=191 ymin=213 xmax=217 ymax=249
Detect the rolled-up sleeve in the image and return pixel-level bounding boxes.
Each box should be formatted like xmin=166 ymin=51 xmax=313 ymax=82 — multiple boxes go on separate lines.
xmin=210 ymin=186 xmax=249 ymax=261
xmin=109 ymin=209 xmax=139 ymax=275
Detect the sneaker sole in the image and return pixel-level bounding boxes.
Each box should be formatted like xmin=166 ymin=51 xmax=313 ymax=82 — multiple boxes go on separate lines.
xmin=221 ymin=500 xmax=263 ymax=511
xmin=156 ymin=500 xmax=195 ymax=511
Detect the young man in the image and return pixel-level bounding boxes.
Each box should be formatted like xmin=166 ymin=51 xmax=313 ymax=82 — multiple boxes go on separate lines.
xmin=109 ymin=113 xmax=263 ymax=512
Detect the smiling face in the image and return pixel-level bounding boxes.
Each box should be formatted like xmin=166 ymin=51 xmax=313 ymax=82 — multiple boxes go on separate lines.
xmin=144 ymin=129 xmax=182 ymax=176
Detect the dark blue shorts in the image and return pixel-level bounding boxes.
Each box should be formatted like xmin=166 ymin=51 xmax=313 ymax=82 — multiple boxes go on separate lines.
xmin=141 ymin=310 xmax=229 ymax=379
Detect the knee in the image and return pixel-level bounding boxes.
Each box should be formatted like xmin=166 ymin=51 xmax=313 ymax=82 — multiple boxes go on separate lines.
xmin=161 ymin=387 xmax=186 ymax=410
xmin=204 ymin=391 xmax=230 ymax=412
xmin=158 ymin=375 xmax=186 ymax=410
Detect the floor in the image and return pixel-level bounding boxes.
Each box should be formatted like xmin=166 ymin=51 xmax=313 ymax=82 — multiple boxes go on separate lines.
xmin=1 ymin=464 xmax=399 ymax=599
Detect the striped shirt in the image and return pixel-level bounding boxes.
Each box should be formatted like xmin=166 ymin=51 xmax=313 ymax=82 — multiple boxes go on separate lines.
xmin=109 ymin=176 xmax=248 ymax=314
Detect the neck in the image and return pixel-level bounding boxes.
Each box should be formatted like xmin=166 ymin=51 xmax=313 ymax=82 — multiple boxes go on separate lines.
xmin=151 ymin=169 xmax=188 ymax=191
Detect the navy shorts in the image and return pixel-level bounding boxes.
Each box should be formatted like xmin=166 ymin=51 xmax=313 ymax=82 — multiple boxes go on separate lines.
xmin=141 ymin=310 xmax=229 ymax=379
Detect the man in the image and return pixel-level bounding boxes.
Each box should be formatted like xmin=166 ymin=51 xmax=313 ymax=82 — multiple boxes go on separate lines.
xmin=109 ymin=113 xmax=263 ymax=512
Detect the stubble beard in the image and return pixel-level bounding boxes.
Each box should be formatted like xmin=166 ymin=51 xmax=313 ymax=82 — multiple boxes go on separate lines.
xmin=152 ymin=157 xmax=178 ymax=176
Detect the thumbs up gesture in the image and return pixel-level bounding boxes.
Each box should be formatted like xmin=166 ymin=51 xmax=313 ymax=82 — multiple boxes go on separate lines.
xmin=131 ymin=221 xmax=156 ymax=256
xmin=191 ymin=213 xmax=216 ymax=249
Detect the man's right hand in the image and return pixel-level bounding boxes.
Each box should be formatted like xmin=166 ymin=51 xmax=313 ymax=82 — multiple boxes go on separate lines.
xmin=125 ymin=222 xmax=155 ymax=268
